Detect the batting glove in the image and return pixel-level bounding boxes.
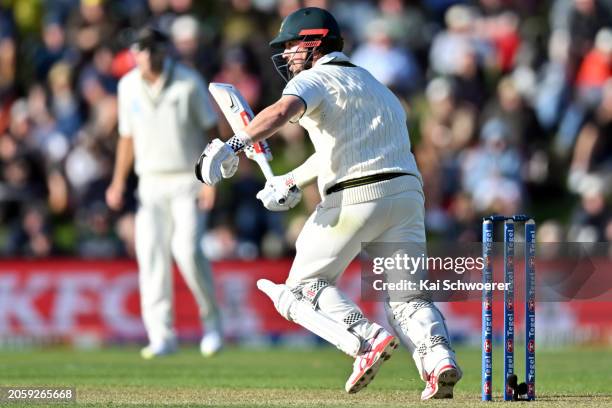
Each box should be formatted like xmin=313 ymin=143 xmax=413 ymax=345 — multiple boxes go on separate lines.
xmin=256 ymin=173 xmax=302 ymax=211
xmin=195 ymin=139 xmax=239 ymax=185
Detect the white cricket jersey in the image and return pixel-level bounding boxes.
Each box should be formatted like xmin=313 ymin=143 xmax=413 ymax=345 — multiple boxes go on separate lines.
xmin=118 ymin=59 xmax=217 ymax=176
xmin=282 ymin=52 xmax=422 ymax=199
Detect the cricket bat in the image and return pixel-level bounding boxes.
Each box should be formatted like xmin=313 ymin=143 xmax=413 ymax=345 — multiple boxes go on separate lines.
xmin=208 ymin=82 xmax=274 ymax=180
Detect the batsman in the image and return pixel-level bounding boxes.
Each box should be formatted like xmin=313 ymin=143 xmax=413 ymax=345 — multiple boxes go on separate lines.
xmin=195 ymin=7 xmax=461 ymax=399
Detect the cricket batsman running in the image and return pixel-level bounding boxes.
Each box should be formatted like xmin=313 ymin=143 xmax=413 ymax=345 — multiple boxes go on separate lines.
xmin=195 ymin=7 xmax=461 ymax=399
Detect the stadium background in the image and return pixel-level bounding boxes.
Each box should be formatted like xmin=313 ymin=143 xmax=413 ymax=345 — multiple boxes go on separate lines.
xmin=0 ymin=0 xmax=611 ymax=350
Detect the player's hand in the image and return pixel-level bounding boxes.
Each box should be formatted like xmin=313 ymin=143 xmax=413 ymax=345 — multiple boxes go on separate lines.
xmin=195 ymin=139 xmax=239 ymax=185
xmin=197 ymin=184 xmax=216 ymax=211
xmin=256 ymin=173 xmax=302 ymax=211
xmin=105 ymin=182 xmax=125 ymax=210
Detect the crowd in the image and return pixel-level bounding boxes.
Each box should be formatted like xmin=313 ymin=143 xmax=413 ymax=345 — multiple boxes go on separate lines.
xmin=0 ymin=0 xmax=610 ymax=260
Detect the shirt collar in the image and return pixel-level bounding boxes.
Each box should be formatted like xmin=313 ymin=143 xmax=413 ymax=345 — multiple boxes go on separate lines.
xmin=140 ymin=58 xmax=173 ymax=87
xmin=140 ymin=58 xmax=174 ymax=100
xmin=314 ymin=52 xmax=351 ymax=67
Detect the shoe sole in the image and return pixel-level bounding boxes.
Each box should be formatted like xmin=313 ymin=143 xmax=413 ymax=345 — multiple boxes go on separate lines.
xmin=140 ymin=349 xmax=176 ymax=360
xmin=201 ymin=345 xmax=223 ymax=358
xmin=432 ymin=367 xmax=461 ymax=399
xmin=347 ymin=337 xmax=399 ymax=394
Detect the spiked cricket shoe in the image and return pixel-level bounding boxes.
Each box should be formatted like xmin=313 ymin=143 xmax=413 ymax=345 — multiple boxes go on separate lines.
xmin=140 ymin=340 xmax=177 ymax=360
xmin=420 ymin=359 xmax=462 ymax=400
xmin=200 ymin=330 xmax=223 ymax=357
xmin=345 ymin=330 xmax=398 ymax=394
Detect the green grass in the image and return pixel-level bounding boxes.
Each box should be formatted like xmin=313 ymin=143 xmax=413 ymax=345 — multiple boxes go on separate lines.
xmin=2 ymin=346 xmax=611 ymax=407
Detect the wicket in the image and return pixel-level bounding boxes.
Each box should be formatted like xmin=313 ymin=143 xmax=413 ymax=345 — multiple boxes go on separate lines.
xmin=481 ymin=215 xmax=536 ymax=401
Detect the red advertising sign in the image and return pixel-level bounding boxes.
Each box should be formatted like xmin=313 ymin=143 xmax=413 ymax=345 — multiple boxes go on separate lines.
xmin=0 ymin=259 xmax=610 ymax=345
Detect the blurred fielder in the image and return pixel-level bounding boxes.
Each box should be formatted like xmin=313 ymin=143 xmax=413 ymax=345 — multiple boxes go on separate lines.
xmin=106 ymin=27 xmax=222 ymax=359
xmin=196 ymin=8 xmax=461 ymax=399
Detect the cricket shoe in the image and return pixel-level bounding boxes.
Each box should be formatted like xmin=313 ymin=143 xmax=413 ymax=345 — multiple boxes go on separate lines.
xmin=200 ymin=330 xmax=223 ymax=357
xmin=140 ymin=340 xmax=178 ymax=360
xmin=420 ymin=359 xmax=462 ymax=400
xmin=345 ymin=329 xmax=398 ymax=394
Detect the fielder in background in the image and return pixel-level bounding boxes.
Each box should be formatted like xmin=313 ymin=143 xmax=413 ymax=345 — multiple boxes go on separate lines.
xmin=196 ymin=7 xmax=461 ymax=399
xmin=106 ymin=26 xmax=223 ymax=359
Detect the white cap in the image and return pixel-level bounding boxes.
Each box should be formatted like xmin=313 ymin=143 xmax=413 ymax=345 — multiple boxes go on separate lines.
xmin=445 ymin=5 xmax=475 ymax=30
xmin=595 ymin=28 xmax=612 ymax=54
xmin=171 ymin=14 xmax=199 ymax=41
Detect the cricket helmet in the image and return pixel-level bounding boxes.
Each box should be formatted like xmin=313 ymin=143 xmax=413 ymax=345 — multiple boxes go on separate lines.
xmin=270 ymin=7 xmax=343 ymax=82
xmin=269 ymin=7 xmax=342 ymax=49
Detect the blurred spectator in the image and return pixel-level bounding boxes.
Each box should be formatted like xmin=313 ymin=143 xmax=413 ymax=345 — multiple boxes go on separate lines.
xmin=9 ymin=0 xmax=42 ymax=35
xmin=567 ymin=0 xmax=612 ymax=74
xmin=66 ymin=0 xmax=116 ymax=56
xmin=481 ymin=76 xmax=543 ymax=147
xmin=4 ymin=203 xmax=54 ymax=258
xmin=478 ymin=10 xmax=521 ymax=73
xmin=535 ymin=30 xmax=571 ymax=130
xmin=537 ymin=220 xmax=566 ymax=242
xmin=33 ymin=20 xmax=77 ymax=81
xmin=169 ymin=0 xmax=194 ymax=15
xmin=461 ymin=119 xmax=523 ymax=215
xmin=0 ymin=6 xmax=16 ymax=40
xmin=351 ymin=18 xmax=421 ymax=96
xmin=568 ymin=79 xmax=612 ymax=192
xmin=415 ymin=77 xmax=476 ymax=231
xmin=0 ymin=36 xmax=18 ymax=135
xmin=334 ymin=0 xmax=378 ymax=44
xmin=79 ymin=44 xmax=119 ymax=95
xmin=212 ymin=47 xmax=261 ymax=108
xmin=48 ymin=62 xmax=82 ymax=140
xmin=429 ymin=5 xmax=493 ymax=76
xmin=377 ymin=0 xmax=430 ymax=53
xmin=222 ymin=0 xmax=269 ymax=46
xmin=2 ymin=100 xmax=48 ymax=204
xmin=27 ymin=83 xmax=70 ymax=167
xmin=444 ymin=191 xmax=479 ymax=242
xmin=556 ymin=28 xmax=612 ymax=158
xmin=568 ymin=175 xmax=610 ymax=241
xmin=450 ymin=47 xmax=487 ymax=109
xmin=574 ymin=28 xmax=612 ymax=98
xmin=76 ymin=200 xmax=122 ymax=258
xmin=171 ymin=14 xmax=216 ymax=78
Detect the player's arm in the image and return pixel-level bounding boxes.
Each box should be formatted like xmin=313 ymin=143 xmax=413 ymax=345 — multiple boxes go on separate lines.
xmin=291 ymin=152 xmax=319 ymax=188
xmin=196 ymin=95 xmax=305 ymax=186
xmin=106 ymin=79 xmax=135 ymax=210
xmin=198 ymin=125 xmax=220 ymax=211
xmin=106 ymin=136 xmax=134 ymax=210
xmin=241 ymin=95 xmax=305 ymax=144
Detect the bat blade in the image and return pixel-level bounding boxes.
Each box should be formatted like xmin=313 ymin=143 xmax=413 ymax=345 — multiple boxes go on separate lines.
xmin=209 ymin=82 xmax=290 ymax=204
xmin=209 ymin=83 xmax=273 ymax=179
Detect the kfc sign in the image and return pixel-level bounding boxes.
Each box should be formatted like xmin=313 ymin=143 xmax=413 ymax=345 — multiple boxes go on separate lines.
xmin=0 ymin=260 xmax=143 ymax=338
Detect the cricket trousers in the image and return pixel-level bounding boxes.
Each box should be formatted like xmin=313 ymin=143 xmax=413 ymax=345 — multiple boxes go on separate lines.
xmin=281 ymin=175 xmax=426 ymax=345
xmin=287 ymin=175 xmax=426 ymax=287
xmin=136 ymin=173 xmax=220 ymax=345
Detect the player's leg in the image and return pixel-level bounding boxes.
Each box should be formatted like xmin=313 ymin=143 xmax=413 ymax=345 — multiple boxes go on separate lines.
xmin=170 ymin=182 xmax=222 ymax=356
xmin=135 ymin=184 xmax=176 ymax=358
xmin=258 ymin=200 xmax=398 ymax=393
xmin=372 ymin=188 xmax=461 ymax=399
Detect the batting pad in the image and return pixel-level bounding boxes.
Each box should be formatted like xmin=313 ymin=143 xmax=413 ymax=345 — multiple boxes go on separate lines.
xmin=257 ymin=279 xmax=362 ymax=356
xmin=387 ymin=300 xmax=456 ymax=379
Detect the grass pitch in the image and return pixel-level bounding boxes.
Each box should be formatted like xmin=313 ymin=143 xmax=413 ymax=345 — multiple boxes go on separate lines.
xmin=2 ymin=346 xmax=611 ymax=407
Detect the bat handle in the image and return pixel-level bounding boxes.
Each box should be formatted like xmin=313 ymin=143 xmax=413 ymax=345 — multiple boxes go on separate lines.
xmin=278 ymin=186 xmax=299 ymax=205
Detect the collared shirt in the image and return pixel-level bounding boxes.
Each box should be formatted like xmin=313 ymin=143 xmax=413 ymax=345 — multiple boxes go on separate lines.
xmin=118 ymin=59 xmax=217 ymax=176
xmin=282 ymin=52 xmax=422 ymax=197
